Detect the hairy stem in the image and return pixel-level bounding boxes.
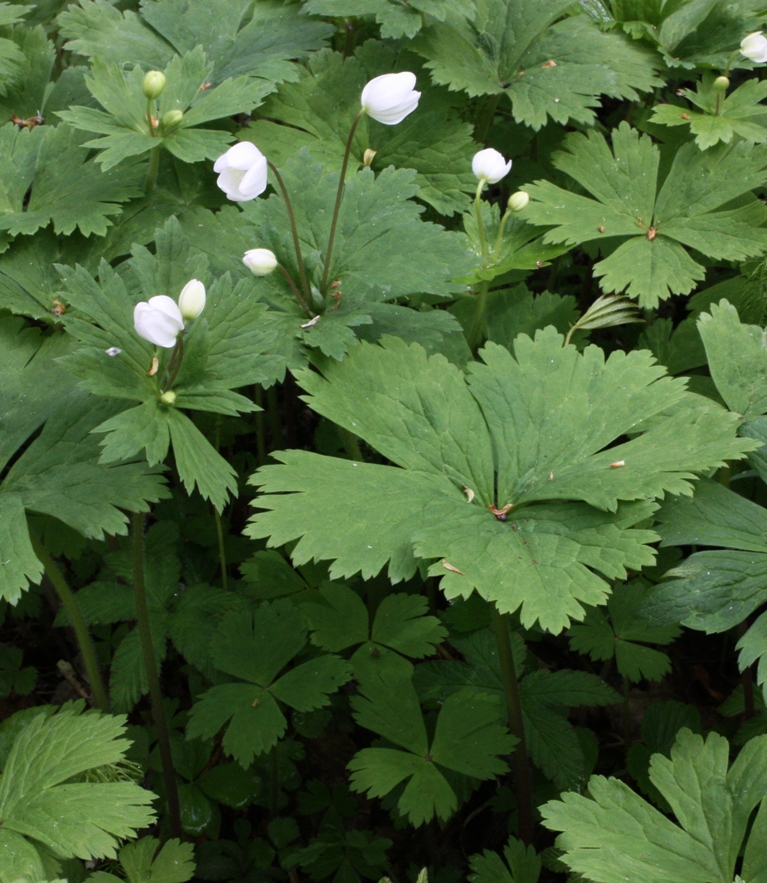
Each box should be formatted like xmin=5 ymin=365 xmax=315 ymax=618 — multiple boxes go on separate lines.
xmin=491 ymin=605 xmax=533 ymax=844
xmin=32 ymin=534 xmax=110 ymax=714
xmin=132 ymin=514 xmax=182 ymax=838
xmin=268 ymin=162 xmax=311 ymax=303
xmin=320 ymin=112 xmax=363 ymax=295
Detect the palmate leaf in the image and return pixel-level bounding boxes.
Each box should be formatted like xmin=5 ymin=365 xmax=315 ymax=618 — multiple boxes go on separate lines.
xmin=90 ymin=837 xmax=196 ymax=883
xmin=411 ymin=0 xmax=661 ymax=130
xmin=303 ymin=0 xmax=468 ymax=39
xmin=187 ymin=602 xmax=352 ymax=767
xmin=542 ymin=729 xmax=767 ymax=883
xmin=248 ymin=332 xmax=751 ymax=632
xmin=0 ymin=710 xmax=156 ymax=864
xmin=59 ymin=0 xmax=332 ymax=87
xmin=569 ymin=581 xmax=681 ymax=682
xmin=469 ymin=836 xmax=541 ymax=883
xmin=0 ymin=318 xmax=168 ymax=603
xmin=246 ymin=43 xmax=477 ymax=215
xmin=521 ymin=123 xmax=767 ymax=307
xmin=0 ymin=123 xmax=143 ymax=238
xmin=348 ymin=666 xmax=514 ymax=826
xmin=651 ymin=74 xmax=767 ymax=149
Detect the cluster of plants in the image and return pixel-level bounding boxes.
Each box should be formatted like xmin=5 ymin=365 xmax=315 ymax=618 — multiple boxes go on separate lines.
xmin=6 ymin=0 xmax=767 ymax=881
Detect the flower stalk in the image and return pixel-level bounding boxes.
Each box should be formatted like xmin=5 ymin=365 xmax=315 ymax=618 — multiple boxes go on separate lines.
xmin=268 ymin=161 xmax=311 ymax=304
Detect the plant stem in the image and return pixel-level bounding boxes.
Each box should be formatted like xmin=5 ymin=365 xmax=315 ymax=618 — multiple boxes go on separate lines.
xmin=490 ymin=605 xmax=533 ymax=844
xmin=31 ymin=534 xmax=110 ymax=714
xmin=474 ymin=180 xmax=488 ymax=259
xmin=266 ymin=385 xmax=284 ymax=448
xmin=255 ymin=385 xmax=266 ymax=464
xmin=320 ymin=112 xmax=363 ymax=296
xmin=268 ymin=162 xmax=311 ymax=303
xmin=131 ymin=514 xmax=182 ymax=838
xmin=493 ymin=208 xmax=511 ymax=257
xmin=213 ymin=419 xmax=228 ymax=591
xmin=467 ymin=280 xmax=489 ymax=352
xmin=277 ymin=264 xmax=311 ymax=316
xmin=340 ymin=426 xmax=364 ymax=461
xmin=622 ymin=674 xmax=632 ymax=752
xmin=145 ymin=144 xmax=161 ymax=194
xmin=164 ymin=334 xmax=184 ymax=390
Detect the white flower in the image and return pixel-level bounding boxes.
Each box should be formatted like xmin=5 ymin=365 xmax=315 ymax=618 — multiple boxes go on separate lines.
xmin=472 ymin=148 xmax=512 ymax=184
xmin=361 ymin=72 xmax=420 ymax=125
xmin=741 ymin=31 xmax=767 ymax=62
xmin=134 ymin=295 xmax=185 ymax=348
xmin=508 ymin=191 xmax=530 ymax=212
xmin=178 ymin=279 xmax=206 ymax=320
xmin=213 ymin=142 xmax=268 ymax=201
xmin=243 ymin=248 xmax=278 ymax=276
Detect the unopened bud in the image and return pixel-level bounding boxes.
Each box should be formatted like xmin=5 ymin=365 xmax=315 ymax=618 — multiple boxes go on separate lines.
xmin=178 ymin=279 xmax=206 ymax=320
xmin=508 ymin=191 xmax=530 ymax=212
xmin=162 ymin=109 xmax=184 ymax=129
xmin=142 ymin=70 xmax=166 ymax=100
xmin=242 ymin=248 xmax=278 ymax=276
xmin=714 ymin=75 xmax=730 ymax=92
xmin=160 ymin=390 xmax=176 ymax=405
xmin=363 ymin=148 xmax=377 ymax=167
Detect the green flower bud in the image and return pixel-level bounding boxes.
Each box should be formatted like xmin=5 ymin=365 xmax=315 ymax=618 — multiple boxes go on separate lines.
xmin=714 ymin=75 xmax=730 ymax=92
xmin=162 ymin=109 xmax=184 ymax=129
xmin=142 ymin=70 xmax=166 ymax=100
xmin=160 ymin=390 xmax=177 ymax=405
xmin=508 ymin=191 xmax=530 ymax=212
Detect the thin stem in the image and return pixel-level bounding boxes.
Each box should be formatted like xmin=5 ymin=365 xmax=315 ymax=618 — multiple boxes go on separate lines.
xmin=132 ymin=514 xmax=182 ymax=838
xmin=32 ymin=534 xmax=110 ymax=713
xmin=715 ymin=90 xmax=724 ymax=116
xmin=268 ymin=162 xmax=310 ymax=303
xmin=145 ymin=144 xmax=161 ymax=194
xmin=490 ymin=605 xmax=532 ymax=844
xmin=493 ymin=209 xmax=511 ymax=257
xmin=164 ymin=334 xmax=184 ymax=391
xmin=213 ymin=419 xmax=228 ymax=591
xmin=724 ymin=48 xmax=740 ymax=77
xmin=146 ymin=98 xmax=156 ymax=137
xmin=340 ymin=426 xmax=364 ymax=461
xmin=467 ymin=279 xmax=489 ymax=352
xmin=255 ymin=385 xmax=266 ymax=464
xmin=564 ymin=323 xmax=578 ymax=348
xmin=277 ymin=264 xmax=311 ymax=316
xmin=474 ymin=181 xmax=488 ymax=259
xmin=320 ymin=112 xmax=364 ymax=295
xmin=622 ymin=674 xmax=632 ymax=752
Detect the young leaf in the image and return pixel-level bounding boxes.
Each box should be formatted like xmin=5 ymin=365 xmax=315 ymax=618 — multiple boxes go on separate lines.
xmin=0 ymin=709 xmax=156 ymax=862
xmin=187 ymin=602 xmax=352 ymax=767
xmin=469 ymin=836 xmax=541 ymax=883
xmin=348 ymin=667 xmax=515 ymax=825
xmin=249 ymin=333 xmax=750 ymax=632
xmin=521 ymin=124 xmax=767 ymax=307
xmin=411 ymin=0 xmax=661 ymax=129
xmin=542 ymin=729 xmax=767 ymax=883
xmin=568 ymin=581 xmax=682 ymax=683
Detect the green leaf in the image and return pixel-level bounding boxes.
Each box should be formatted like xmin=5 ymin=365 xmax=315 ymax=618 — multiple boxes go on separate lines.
xmin=412 ymin=0 xmax=661 ymax=129
xmin=0 ymin=709 xmax=156 ymax=861
xmin=0 ymin=494 xmax=43 ymax=606
xmin=522 ymin=124 xmax=767 ymax=307
xmin=651 ymin=74 xmax=767 ymax=149
xmin=542 ymin=729 xmax=767 ymax=883
xmin=349 ymin=667 xmax=514 ymax=825
xmin=0 ymin=123 xmax=143 ymax=237
xmin=60 ymin=0 xmax=332 ymax=86
xmin=119 ymin=837 xmax=195 ymax=883
xmin=568 ymin=581 xmax=681 ymax=682
xmin=469 ymin=836 xmax=541 ymax=883
xmin=303 ymin=0 xmax=468 ymax=39
xmin=246 ymin=44 xmax=477 ymax=215
xmin=249 ymin=333 xmax=749 ymax=631
xmin=697 ymin=299 xmax=767 ymax=419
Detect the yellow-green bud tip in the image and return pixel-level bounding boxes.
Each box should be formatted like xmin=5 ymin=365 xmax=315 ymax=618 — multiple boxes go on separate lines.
xmin=160 ymin=390 xmax=176 ymax=405
xmin=714 ymin=75 xmax=730 ymax=92
xmin=142 ymin=70 xmax=166 ymax=100
xmin=162 ymin=109 xmax=183 ymax=129
xmin=508 ymin=191 xmax=530 ymax=212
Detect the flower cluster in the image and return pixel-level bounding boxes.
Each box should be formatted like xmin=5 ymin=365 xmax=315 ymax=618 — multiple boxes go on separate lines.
xmin=134 ymin=279 xmax=205 ymax=348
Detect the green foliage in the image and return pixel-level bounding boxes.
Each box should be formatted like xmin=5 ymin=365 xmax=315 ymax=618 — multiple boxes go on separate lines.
xmin=0 ymin=709 xmax=156 ymax=880
xmin=187 ymin=601 xmax=353 ymax=767
xmin=542 ymin=729 xmax=767 ymax=883
xmin=522 ymin=124 xmax=767 ymax=307
xmin=469 ymin=836 xmax=541 ymax=883
xmin=411 ymin=0 xmax=662 ymax=129
xmin=348 ymin=666 xmax=515 ymax=825
xmin=89 ymin=838 xmax=195 ymax=883
xmin=249 ymin=332 xmax=750 ymax=632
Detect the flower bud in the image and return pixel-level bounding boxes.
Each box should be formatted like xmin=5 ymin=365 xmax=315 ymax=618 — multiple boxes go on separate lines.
xmin=508 ymin=191 xmax=529 ymax=212
xmin=741 ymin=31 xmax=767 ymax=63
xmin=243 ymin=248 xmax=278 ymax=276
xmin=142 ymin=70 xmax=166 ymax=100
xmin=363 ymin=148 xmax=377 ymax=167
xmin=361 ymin=72 xmax=420 ymax=125
xmin=472 ymin=148 xmax=512 ymax=184
xmin=160 ymin=390 xmax=177 ymax=405
xmin=162 ymin=109 xmax=184 ymax=129
xmin=134 ymin=295 xmax=185 ymax=348
xmin=713 ymin=75 xmax=730 ymax=92
xmin=178 ymin=279 xmax=206 ymax=320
